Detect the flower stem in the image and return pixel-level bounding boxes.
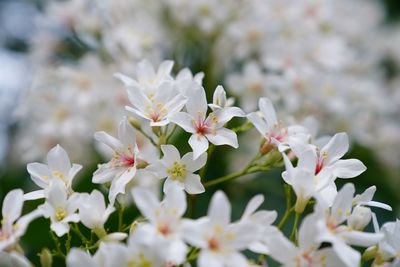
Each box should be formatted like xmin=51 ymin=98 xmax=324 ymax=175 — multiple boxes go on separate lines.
xmin=290 ymin=212 xmax=300 ymax=242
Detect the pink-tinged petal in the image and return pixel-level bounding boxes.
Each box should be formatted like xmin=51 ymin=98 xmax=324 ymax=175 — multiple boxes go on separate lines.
xmin=331 ymin=183 xmax=355 ymax=224
xmin=184 ymin=173 xmax=205 ymax=194
xmin=259 ymin=98 xmax=278 ymax=127
xmin=189 ymin=134 xmax=209 ymax=160
xmin=23 ymin=190 xmax=45 ymax=200
xmin=132 ymin=187 xmax=159 ymax=222
xmin=164 ymin=184 xmax=187 ymax=216
xmin=242 ymin=195 xmax=264 ymax=219
xmin=161 ymin=145 xmax=181 ymax=165
xmin=67 ymin=248 xmax=98 ymax=267
xmin=109 ymin=167 xmax=136 ymax=205
xmin=94 ymin=131 xmax=122 ymax=150
xmin=170 ymin=112 xmax=196 ymax=133
xmin=2 ymin=189 xmax=24 ymax=226
xmin=322 ymin=133 xmax=349 ymax=165
xmin=118 ymin=117 xmax=136 ymax=148
xmin=27 ymin=163 xmax=51 ymax=188
xmin=182 ymin=151 xmax=207 ymax=172
xmin=113 ymin=72 xmax=139 ymax=88
xmin=247 ymin=112 xmax=268 ymax=136
xmin=198 ymin=251 xmax=224 ymax=267
xmin=208 ymin=191 xmax=231 ymax=226
xmin=332 ymin=241 xmax=360 ymax=267
xmin=332 ymin=159 xmax=366 ymax=178
xmin=206 ymin=128 xmax=238 ymax=148
xmin=47 ymin=145 xmax=71 ymax=174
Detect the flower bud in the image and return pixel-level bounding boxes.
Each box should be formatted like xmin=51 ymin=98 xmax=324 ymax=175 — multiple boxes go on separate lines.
xmin=128 ymin=117 xmax=141 ymax=129
xmin=348 ymin=205 xmax=372 ymax=231
xmin=40 ymin=248 xmax=53 ymax=267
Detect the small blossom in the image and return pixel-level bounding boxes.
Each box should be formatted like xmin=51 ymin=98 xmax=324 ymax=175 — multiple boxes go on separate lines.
xmin=93 ymin=117 xmax=139 ymax=205
xmin=39 ymin=180 xmax=80 ymax=237
xmin=148 ymin=145 xmax=206 ymax=194
xmin=0 ymin=190 xmax=41 ymax=251
xmin=171 ymin=86 xmax=243 ymax=159
xmin=26 ymin=145 xmax=82 ymax=200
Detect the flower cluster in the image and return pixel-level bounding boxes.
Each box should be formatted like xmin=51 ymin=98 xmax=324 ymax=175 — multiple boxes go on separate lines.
xmin=9 ymin=0 xmax=400 ymax=178
xmin=1 ymin=62 xmax=399 ymax=267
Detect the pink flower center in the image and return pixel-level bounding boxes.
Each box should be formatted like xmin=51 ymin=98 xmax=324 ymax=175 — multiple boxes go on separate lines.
xmin=112 ymin=147 xmax=136 ymax=168
xmin=208 ymin=237 xmax=220 ymax=251
xmin=195 ymin=120 xmax=210 ymax=136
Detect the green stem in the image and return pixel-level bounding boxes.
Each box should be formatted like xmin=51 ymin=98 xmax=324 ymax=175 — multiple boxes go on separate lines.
xmin=290 ymin=212 xmax=300 ymax=242
xmin=129 ymin=120 xmax=158 ymax=147
xmin=50 ymin=231 xmax=65 ymax=258
xmin=199 ymin=145 xmax=215 ymax=179
xmin=278 ymin=185 xmax=293 ymax=229
xmin=165 ymin=124 xmax=177 ymax=143
xmin=118 ymin=202 xmax=126 ymax=232
xmin=204 ymin=153 xmax=265 ymax=188
xmin=71 ymin=224 xmax=89 ymax=245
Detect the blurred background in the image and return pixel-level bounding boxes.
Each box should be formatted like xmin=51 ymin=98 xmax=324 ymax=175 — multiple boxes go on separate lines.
xmin=1 ymin=0 xmax=400 ymax=266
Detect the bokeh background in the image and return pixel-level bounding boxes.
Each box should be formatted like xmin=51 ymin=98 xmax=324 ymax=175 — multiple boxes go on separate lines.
xmin=1 ymin=0 xmax=400 ymax=266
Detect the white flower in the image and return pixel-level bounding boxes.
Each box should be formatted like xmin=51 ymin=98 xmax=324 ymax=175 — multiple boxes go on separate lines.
xmin=26 ymin=144 xmax=82 ymax=200
xmin=170 ymin=86 xmax=243 ymax=159
xmin=0 ymin=189 xmax=41 ymax=251
xmin=93 ymin=117 xmax=139 ymax=205
xmin=266 ymin=214 xmax=344 ymax=267
xmin=378 ymin=220 xmax=400 ymax=262
xmin=247 ymin=97 xmax=309 ymax=152
xmin=208 ymin=85 xmax=235 ymax=111
xmin=148 ymin=145 xmax=206 ymax=194
xmin=132 ymin=185 xmax=188 ymax=265
xmin=238 ymin=194 xmax=277 ymax=254
xmin=183 ymin=191 xmax=260 ymax=267
xmin=315 ymin=183 xmax=389 ymax=267
xmin=288 ymin=132 xmax=367 ymax=206
xmin=125 ymin=81 xmax=187 ymax=127
xmin=0 ymin=251 xmax=32 ymax=267
xmin=39 ymin=180 xmax=80 ymax=237
xmin=115 ymin=60 xmax=174 ymax=95
xmin=78 ymin=190 xmax=126 ymax=241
